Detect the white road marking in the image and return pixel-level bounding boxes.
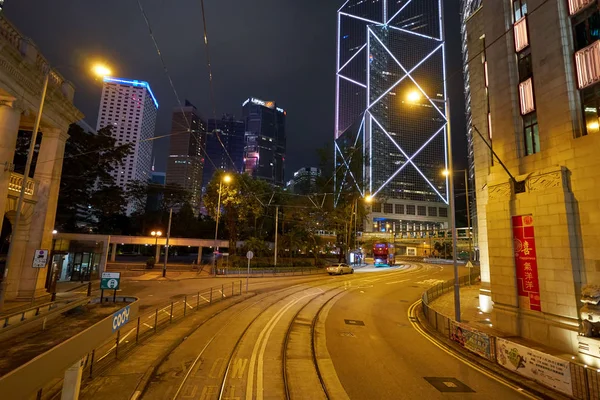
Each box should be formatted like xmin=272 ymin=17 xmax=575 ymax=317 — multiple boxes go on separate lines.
xmin=143 ymin=323 xmax=153 ymax=329
xmin=385 ymin=279 xmax=410 ymax=285
xmin=246 ymin=294 xmax=312 ymax=400
xmin=200 ymin=295 xmax=210 ymax=303
xmin=97 ymin=327 xmax=136 ymax=362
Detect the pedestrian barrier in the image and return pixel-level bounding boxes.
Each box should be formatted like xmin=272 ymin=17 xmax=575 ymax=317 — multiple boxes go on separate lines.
xmin=218 ymin=266 xmax=325 ymax=276
xmin=421 ymin=274 xmax=600 ymax=400
xmin=35 ymin=280 xmax=245 ymax=399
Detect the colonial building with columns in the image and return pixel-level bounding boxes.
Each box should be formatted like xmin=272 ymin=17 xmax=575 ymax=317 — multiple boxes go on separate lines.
xmin=0 ymin=16 xmax=82 ymax=300
xmin=464 ymin=0 xmax=600 ymax=357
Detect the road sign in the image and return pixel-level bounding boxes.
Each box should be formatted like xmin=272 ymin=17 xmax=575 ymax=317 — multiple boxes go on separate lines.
xmin=466 ymin=261 xmax=474 ymax=269
xmin=246 ymin=251 xmax=254 ymax=260
xmin=101 ymin=272 xmax=121 ymax=290
xmin=32 ymin=249 xmax=49 ymax=268
xmin=112 ymin=305 xmax=130 ymax=332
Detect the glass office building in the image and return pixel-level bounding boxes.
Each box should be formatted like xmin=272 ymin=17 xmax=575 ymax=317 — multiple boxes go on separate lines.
xmin=335 ymin=0 xmax=449 ymax=207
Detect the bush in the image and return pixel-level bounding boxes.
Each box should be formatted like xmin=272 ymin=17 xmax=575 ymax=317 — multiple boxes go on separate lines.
xmin=145 ymin=257 xmax=156 ymax=269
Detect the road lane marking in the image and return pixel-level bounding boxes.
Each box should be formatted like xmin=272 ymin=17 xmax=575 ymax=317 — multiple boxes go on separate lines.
xmin=200 ymin=295 xmax=210 ymax=303
xmin=385 ymin=279 xmax=410 ymax=285
xmin=143 ymin=323 xmax=153 ymax=329
xmin=407 ymin=300 xmax=538 ymax=399
xmin=97 ymin=327 xmax=136 ymax=362
xmin=246 ymin=293 xmax=313 ymax=400
xmin=231 ymin=358 xmax=249 ymax=379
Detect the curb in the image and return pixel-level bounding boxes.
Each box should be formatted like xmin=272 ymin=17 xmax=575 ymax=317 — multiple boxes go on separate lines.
xmin=127 ymin=293 xmax=257 ymax=400
xmin=412 ymin=302 xmax=570 ymax=400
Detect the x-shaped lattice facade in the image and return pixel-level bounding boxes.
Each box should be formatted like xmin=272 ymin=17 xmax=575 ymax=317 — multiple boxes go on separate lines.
xmin=335 ymin=0 xmax=448 ymax=205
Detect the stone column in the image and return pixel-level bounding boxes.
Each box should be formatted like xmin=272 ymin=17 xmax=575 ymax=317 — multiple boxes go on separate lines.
xmin=61 ymin=358 xmax=84 ymax=400
xmin=17 ymin=127 xmax=69 ymax=299
xmin=99 ymin=236 xmax=110 ymax=276
xmin=0 ymin=97 xmax=23 ymax=235
xmin=110 ymin=242 xmax=117 ymax=262
xmin=197 ymin=247 xmax=203 ymax=265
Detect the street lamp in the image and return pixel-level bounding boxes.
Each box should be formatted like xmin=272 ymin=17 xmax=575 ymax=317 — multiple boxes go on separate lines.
xmin=150 ymin=230 xmax=162 ymax=264
xmin=406 ymin=90 xmax=422 ymax=103
xmin=92 ymin=64 xmax=112 ymax=78
xmin=442 ymin=168 xmax=472 ymax=262
xmin=405 ymin=89 xmax=460 ymax=321
xmin=213 ymin=174 xmax=232 ymax=275
xmin=0 ymin=62 xmax=114 ymax=309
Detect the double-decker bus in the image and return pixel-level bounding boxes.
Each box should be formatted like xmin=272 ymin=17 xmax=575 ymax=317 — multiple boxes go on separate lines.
xmin=373 ymin=243 xmax=395 ymax=266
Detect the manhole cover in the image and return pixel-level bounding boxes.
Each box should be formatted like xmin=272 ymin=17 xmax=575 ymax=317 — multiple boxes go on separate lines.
xmin=340 ymin=332 xmax=356 ymax=337
xmin=424 ymin=377 xmax=474 ymax=393
xmin=344 ymin=319 xmax=365 ymax=326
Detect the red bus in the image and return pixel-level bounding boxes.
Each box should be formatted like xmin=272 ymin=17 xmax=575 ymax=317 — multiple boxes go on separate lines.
xmin=373 ymin=243 xmax=395 ymax=266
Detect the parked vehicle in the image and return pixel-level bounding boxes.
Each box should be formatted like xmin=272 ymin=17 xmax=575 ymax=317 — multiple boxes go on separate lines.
xmin=327 ymin=263 xmax=354 ymax=275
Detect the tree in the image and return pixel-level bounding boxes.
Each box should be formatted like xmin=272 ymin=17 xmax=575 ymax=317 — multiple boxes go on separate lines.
xmin=55 ymin=124 xmax=132 ymax=232
xmin=203 ymin=172 xmax=271 ymax=253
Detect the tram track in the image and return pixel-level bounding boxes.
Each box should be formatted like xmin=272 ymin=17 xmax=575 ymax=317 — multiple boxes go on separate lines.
xmin=146 ymin=264 xmax=428 ymax=400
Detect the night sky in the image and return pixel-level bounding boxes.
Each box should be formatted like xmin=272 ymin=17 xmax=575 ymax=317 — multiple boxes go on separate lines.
xmin=5 ymin=0 xmax=467 ymax=178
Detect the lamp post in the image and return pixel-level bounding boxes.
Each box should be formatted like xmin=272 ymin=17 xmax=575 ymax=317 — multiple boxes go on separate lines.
xmin=443 ymin=168 xmax=472 ymax=261
xmin=150 ymin=230 xmax=162 ymax=264
xmin=407 ymin=89 xmax=460 ymax=321
xmin=0 ymin=63 xmax=112 ymax=309
xmin=213 ymin=174 xmax=231 ymax=275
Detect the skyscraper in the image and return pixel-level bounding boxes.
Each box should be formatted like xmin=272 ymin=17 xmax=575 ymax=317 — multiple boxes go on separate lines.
xmin=335 ymin=0 xmax=449 ymax=235
xmin=96 ymin=77 xmax=158 ymax=214
xmin=242 ymin=97 xmax=286 ymax=186
xmin=165 ymin=100 xmax=205 ymax=213
xmin=203 ymin=114 xmax=245 ymax=189
xmin=286 ymin=167 xmax=321 ymax=195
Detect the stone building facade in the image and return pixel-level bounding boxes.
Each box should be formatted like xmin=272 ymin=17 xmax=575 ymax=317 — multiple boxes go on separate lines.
xmin=465 ymin=0 xmax=600 ymax=354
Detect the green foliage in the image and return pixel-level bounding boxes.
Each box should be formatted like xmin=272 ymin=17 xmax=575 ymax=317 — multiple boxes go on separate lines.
xmin=203 ymin=172 xmax=271 ymax=253
xmin=56 ymin=124 xmax=133 ymax=232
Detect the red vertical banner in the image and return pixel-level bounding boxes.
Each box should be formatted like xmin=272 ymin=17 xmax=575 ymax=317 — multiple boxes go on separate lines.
xmin=512 ymin=215 xmax=541 ymax=311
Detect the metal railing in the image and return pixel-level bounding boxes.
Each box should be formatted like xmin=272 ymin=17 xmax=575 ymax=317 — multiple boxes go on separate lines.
xmin=83 ymin=280 xmax=243 ymax=380
xmin=8 ymin=172 xmax=35 ymax=196
xmin=420 ymin=273 xmax=600 ymax=400
xmin=218 ymin=266 xmax=325 ymax=276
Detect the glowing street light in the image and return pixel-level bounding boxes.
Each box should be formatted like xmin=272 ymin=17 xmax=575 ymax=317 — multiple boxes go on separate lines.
xmin=364 ymin=195 xmax=373 ymax=203
xmin=406 ymin=90 xmax=422 ymax=103
xmin=214 ymin=174 xmax=233 ymax=275
xmin=92 ymin=64 xmax=112 ymax=78
xmin=151 ymin=230 xmax=162 ymax=263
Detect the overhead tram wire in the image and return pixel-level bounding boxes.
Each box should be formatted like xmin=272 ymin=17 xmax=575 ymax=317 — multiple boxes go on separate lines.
xmin=21 ymin=0 xmax=553 ymax=205
xmin=136 ymin=0 xmax=218 ymax=172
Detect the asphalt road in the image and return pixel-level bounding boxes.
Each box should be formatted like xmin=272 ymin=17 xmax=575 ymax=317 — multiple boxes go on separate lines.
xmin=138 ymin=264 xmax=528 ymax=400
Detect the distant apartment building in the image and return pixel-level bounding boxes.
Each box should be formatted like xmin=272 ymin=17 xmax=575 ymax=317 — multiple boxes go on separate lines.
xmin=203 ymin=114 xmax=245 ymax=188
xmin=96 ymin=77 xmax=158 ymax=215
xmin=242 ymin=97 xmax=286 ymax=186
xmin=463 ymin=0 xmax=600 ymax=355
xmin=286 ymin=167 xmax=321 ymax=194
xmin=165 ymin=100 xmax=205 ymax=213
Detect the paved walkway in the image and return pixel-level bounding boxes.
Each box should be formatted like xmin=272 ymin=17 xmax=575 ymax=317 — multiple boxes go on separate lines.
xmin=427 ymin=283 xmax=577 ymax=361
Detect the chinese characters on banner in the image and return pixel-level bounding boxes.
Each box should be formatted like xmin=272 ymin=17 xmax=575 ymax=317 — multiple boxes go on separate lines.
xmin=512 ymin=215 xmax=541 ymax=311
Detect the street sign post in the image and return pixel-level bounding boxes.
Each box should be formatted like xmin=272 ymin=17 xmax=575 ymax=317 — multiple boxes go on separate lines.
xmin=100 ymin=272 xmax=121 ymax=302
xmin=466 ymin=260 xmax=474 ymax=286
xmin=246 ymin=251 xmax=254 ymax=293
xmin=32 ymin=249 xmax=49 ymax=269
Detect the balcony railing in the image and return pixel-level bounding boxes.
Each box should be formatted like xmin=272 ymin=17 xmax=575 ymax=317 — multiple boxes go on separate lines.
xmin=519 ymin=78 xmax=535 ymax=115
xmin=568 ymin=0 xmax=595 ymax=16
xmin=514 ymin=16 xmax=529 ymax=53
xmin=575 ymin=40 xmax=600 ymax=89
xmin=8 ymin=172 xmax=35 ymax=196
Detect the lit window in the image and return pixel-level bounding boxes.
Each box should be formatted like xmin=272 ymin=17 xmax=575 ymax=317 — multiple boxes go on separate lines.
xmin=523 ymin=112 xmax=540 ymax=155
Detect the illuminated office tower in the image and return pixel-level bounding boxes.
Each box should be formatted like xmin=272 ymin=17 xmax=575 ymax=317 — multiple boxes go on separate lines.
xmin=242 ymin=97 xmax=286 ymax=186
xmin=96 ymin=77 xmax=158 ymax=214
xmin=335 ymin=0 xmax=449 ymax=235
